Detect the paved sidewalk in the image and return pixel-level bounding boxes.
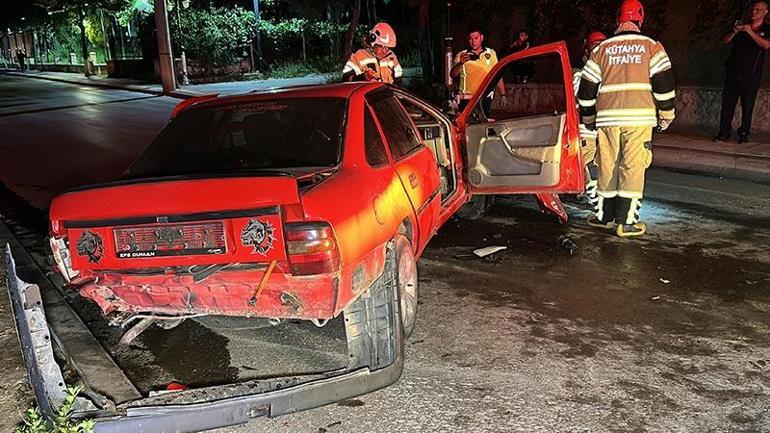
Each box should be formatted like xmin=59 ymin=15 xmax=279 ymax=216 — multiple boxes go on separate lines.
xmin=653 ymin=128 xmax=770 ymax=181
xmin=3 ymin=67 xmax=769 ymax=182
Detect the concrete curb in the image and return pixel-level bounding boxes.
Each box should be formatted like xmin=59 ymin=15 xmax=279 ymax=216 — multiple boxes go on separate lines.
xmin=652 ymin=141 xmax=770 ymax=183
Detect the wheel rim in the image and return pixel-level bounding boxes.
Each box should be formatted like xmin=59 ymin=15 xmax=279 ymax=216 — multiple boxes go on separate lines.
xmin=398 ymin=246 xmax=418 ymax=333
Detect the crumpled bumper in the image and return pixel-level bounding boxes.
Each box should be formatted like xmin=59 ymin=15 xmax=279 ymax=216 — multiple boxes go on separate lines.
xmin=4 ymin=244 xmax=404 ymax=433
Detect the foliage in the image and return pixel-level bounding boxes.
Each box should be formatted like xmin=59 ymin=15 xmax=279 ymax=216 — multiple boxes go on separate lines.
xmin=178 ymin=7 xmax=257 ymax=67
xmin=399 ymin=49 xmax=421 ymax=68
xmin=14 ymin=386 xmax=95 ymax=433
xmin=267 ymin=55 xmax=340 ymax=78
xmin=44 ymin=21 xmax=81 ymax=63
xmin=116 ymin=0 xmax=152 ymax=27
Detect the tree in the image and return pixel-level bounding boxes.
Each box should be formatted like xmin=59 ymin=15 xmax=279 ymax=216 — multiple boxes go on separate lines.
xmin=36 ymin=0 xmax=130 ymax=75
xmin=341 ymin=0 xmax=362 ymax=60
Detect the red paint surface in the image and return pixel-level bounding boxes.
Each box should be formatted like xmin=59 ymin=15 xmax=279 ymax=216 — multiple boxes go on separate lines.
xmin=51 ymin=47 xmax=584 ymax=319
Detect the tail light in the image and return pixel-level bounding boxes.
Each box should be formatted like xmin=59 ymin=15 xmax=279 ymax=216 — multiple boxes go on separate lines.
xmin=285 ymin=222 xmax=340 ymax=275
xmin=50 ymin=236 xmax=79 ymax=282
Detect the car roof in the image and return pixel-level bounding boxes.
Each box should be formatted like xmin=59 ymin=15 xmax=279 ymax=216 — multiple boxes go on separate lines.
xmin=189 ymin=82 xmax=384 ymax=111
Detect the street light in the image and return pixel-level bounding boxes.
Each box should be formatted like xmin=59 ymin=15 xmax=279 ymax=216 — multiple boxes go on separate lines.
xmin=173 ymin=0 xmax=190 ymax=85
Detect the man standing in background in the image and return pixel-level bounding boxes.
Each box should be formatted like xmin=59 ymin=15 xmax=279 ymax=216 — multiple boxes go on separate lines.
xmin=343 ymin=22 xmax=403 ymax=86
xmin=451 ymin=27 xmax=506 ymax=114
xmin=714 ymin=1 xmax=770 ymax=144
xmin=574 ymin=31 xmax=606 ymax=209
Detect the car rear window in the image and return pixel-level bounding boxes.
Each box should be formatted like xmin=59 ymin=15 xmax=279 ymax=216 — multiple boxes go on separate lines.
xmin=125 ymin=97 xmax=347 ymax=178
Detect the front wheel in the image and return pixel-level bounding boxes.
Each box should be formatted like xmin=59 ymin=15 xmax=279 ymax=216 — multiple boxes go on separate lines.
xmin=456 ymin=195 xmax=493 ymax=220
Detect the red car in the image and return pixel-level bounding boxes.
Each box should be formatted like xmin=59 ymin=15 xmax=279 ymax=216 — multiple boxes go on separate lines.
xmin=20 ymin=43 xmax=583 ymax=431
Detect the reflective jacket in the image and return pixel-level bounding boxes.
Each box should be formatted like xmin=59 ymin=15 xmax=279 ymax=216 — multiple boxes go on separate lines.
xmin=343 ymin=48 xmax=402 ymax=84
xmin=578 ymin=24 xmax=676 ymax=128
xmin=573 ymin=69 xmax=598 ymax=140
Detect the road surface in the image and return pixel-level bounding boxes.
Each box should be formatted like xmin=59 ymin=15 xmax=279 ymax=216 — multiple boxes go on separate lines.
xmin=0 ymin=74 xmax=768 ymax=433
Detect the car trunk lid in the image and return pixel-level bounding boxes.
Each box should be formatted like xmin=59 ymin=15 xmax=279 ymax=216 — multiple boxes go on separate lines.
xmin=50 ymin=176 xmax=299 ymax=271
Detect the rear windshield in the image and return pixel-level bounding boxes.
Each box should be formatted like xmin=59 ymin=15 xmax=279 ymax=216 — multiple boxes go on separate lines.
xmin=125 ymin=97 xmax=347 ymax=178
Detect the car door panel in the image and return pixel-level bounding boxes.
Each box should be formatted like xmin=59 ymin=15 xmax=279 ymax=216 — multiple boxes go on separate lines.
xmin=456 ymin=42 xmax=584 ymax=199
xmin=465 ymin=114 xmax=566 ymax=190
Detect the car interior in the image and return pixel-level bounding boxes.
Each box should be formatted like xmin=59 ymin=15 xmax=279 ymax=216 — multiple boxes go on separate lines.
xmin=396 ymin=95 xmax=457 ymax=203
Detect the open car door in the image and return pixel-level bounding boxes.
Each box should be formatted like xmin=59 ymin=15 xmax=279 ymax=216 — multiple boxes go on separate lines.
xmin=456 ymin=42 xmax=584 ymax=221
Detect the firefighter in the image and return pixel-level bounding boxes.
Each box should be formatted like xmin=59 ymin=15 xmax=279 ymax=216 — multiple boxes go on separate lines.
xmin=343 ymin=22 xmax=403 ymax=85
xmin=573 ymin=31 xmax=607 ymax=208
xmin=578 ymin=0 xmax=676 ymax=237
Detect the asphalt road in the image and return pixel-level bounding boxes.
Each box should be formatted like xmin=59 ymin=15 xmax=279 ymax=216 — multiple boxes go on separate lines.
xmin=0 ymin=74 xmax=768 ymax=433
xmin=0 ymin=73 xmax=178 ymax=210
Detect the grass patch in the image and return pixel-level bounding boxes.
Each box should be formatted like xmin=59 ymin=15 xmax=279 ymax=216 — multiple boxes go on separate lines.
xmin=267 ymin=56 xmax=340 ymax=79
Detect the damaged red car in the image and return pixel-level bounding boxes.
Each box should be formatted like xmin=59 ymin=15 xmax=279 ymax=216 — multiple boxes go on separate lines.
xmin=13 ymin=43 xmax=584 ymax=432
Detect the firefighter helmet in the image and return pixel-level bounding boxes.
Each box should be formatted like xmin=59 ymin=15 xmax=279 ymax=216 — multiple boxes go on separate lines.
xmin=587 ymin=31 xmax=607 ymax=49
xmin=369 ymin=22 xmax=397 ymax=48
xmin=618 ymin=0 xmax=645 ymax=25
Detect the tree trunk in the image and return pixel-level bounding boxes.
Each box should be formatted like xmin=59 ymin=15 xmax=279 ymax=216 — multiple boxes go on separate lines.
xmin=78 ymin=7 xmax=91 ymax=76
xmin=301 ymin=33 xmax=307 ymax=64
xmin=342 ymin=0 xmax=362 ymax=61
xmin=371 ymin=0 xmax=377 ymax=23
xmin=418 ymin=0 xmax=433 ymax=82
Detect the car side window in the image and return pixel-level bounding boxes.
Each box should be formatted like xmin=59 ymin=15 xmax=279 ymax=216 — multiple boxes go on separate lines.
xmin=469 ymin=53 xmax=567 ymax=124
xmin=371 ymin=96 xmax=423 ymax=160
xmin=364 ymin=106 xmax=389 ymax=167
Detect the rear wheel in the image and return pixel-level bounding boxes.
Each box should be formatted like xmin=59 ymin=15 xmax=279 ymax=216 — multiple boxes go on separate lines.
xmin=393 ymin=235 xmax=418 ymax=339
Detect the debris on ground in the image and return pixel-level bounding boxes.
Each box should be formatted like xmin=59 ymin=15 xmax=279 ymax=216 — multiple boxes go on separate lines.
xmin=557 ymin=235 xmax=579 ymax=256
xmin=660 ymin=278 xmax=671 ymax=284
xmin=473 ymin=246 xmax=507 ymax=258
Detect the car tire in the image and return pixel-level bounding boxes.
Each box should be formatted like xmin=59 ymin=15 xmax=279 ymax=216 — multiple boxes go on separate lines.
xmin=392 ymin=235 xmax=418 ymax=339
xmin=344 ymin=239 xmax=402 ymax=370
xmin=456 ymin=195 xmax=493 ymax=220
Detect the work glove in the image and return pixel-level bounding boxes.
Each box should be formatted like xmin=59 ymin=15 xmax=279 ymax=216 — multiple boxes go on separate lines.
xmin=585 ymin=122 xmax=597 ymax=131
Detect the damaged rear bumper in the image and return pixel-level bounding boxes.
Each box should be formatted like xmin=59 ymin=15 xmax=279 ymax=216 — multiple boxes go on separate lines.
xmin=4 ymin=244 xmax=404 ymax=433
xmin=92 ymin=362 xmax=403 ymax=433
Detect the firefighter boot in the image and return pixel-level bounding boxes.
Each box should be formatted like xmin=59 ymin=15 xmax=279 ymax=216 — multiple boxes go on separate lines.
xmin=617 ymin=222 xmax=647 ymax=237
xmin=586 ymin=196 xmax=616 ymax=229
xmin=615 ymin=196 xmax=646 ymax=237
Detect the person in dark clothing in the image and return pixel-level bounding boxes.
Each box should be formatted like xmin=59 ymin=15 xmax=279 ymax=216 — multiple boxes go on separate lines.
xmin=715 ymin=1 xmax=770 ymax=143
xmin=16 ymin=48 xmax=26 ymax=71
xmin=504 ymin=30 xmax=533 ymax=82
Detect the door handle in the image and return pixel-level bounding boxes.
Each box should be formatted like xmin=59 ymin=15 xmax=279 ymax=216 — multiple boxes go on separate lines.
xmin=408 ymin=173 xmax=419 ymax=188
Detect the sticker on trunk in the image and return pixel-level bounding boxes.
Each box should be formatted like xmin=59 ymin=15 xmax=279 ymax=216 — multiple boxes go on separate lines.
xmin=76 ymin=230 xmax=104 ymax=263
xmin=241 ymin=218 xmax=275 ymax=255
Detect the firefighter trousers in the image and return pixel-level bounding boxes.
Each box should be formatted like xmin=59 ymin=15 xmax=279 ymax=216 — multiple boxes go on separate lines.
xmin=595 ymin=126 xmax=653 ymax=225
xmin=582 ymin=136 xmax=598 ymax=207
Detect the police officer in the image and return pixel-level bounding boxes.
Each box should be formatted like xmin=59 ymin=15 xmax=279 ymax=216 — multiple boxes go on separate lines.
xmin=573 ymin=31 xmax=606 ymax=209
xmin=343 ymin=22 xmax=403 ymax=85
xmin=578 ymin=0 xmax=676 ymax=237
xmin=450 ymin=27 xmax=506 ymax=113
xmin=714 ymin=1 xmax=770 ymax=144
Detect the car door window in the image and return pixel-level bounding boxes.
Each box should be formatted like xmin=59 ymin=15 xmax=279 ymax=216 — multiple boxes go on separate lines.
xmin=468 ymin=53 xmax=567 ymax=124
xmin=371 ymin=96 xmax=423 ymax=160
xmin=364 ymin=105 xmax=389 ymax=167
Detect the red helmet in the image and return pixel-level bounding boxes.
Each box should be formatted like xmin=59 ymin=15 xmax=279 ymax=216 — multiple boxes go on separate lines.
xmin=618 ymin=0 xmax=645 ymax=25
xmin=370 ymin=22 xmax=397 ymax=48
xmin=587 ymin=31 xmax=607 ymax=49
